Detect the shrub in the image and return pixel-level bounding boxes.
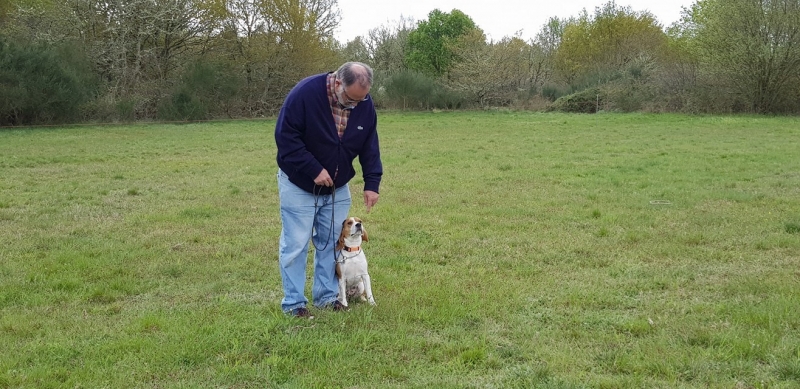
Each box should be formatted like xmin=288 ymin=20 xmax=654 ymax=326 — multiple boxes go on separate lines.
xmin=379 ymin=71 xmax=467 ymax=110
xmin=0 ymin=38 xmax=96 ymax=125
xmin=158 ymin=62 xmax=240 ymax=121
xmin=549 ymin=88 xmax=605 ymax=113
xmin=382 ymin=70 xmax=435 ymax=110
xmin=159 ymin=91 xmax=206 ymax=122
xmin=429 ymin=87 xmax=464 ymax=110
xmin=541 ymin=84 xmax=568 ymax=102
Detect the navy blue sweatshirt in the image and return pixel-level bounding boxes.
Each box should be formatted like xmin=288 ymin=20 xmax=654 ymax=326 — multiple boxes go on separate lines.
xmin=275 ymin=73 xmax=382 ymax=195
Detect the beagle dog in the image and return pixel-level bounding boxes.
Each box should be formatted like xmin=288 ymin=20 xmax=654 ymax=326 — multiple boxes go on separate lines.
xmin=335 ymin=217 xmax=376 ymax=307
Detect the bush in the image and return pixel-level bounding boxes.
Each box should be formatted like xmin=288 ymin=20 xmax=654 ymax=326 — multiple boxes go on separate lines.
xmin=381 ymin=70 xmax=435 ymax=109
xmin=0 ymin=38 xmax=96 ymax=125
xmin=429 ymin=87 xmax=464 ymax=110
xmin=158 ymin=62 xmax=240 ymax=121
xmin=602 ymin=79 xmax=658 ymax=113
xmin=604 ymin=57 xmax=661 ymax=112
xmin=376 ymin=70 xmax=462 ymax=110
xmin=159 ymin=91 xmax=206 ymax=122
xmin=541 ymin=84 xmax=568 ymax=102
xmin=549 ymin=88 xmax=605 ymax=113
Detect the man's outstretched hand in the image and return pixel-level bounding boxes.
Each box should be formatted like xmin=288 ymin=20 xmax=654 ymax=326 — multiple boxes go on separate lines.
xmin=364 ymin=190 xmax=379 ymax=213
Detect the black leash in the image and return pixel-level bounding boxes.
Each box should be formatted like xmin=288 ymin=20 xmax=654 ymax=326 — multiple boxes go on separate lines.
xmin=312 ymin=148 xmax=341 ymax=262
xmin=311 ymin=182 xmax=336 ymax=256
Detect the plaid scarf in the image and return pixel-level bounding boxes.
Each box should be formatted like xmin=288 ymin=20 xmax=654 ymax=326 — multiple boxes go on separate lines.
xmin=327 ymin=73 xmax=351 ymax=139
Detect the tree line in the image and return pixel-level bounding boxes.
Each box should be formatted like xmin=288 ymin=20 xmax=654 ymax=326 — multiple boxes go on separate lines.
xmin=1 ymin=0 xmax=799 ymax=125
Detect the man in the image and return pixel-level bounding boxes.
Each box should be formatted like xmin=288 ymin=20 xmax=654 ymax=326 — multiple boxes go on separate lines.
xmin=275 ymin=62 xmax=383 ymax=318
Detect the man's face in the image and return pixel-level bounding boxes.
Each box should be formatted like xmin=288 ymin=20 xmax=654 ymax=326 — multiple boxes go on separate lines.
xmin=336 ymin=79 xmax=369 ymax=108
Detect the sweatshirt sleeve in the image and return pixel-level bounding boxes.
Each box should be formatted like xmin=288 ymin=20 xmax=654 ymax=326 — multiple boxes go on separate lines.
xmin=359 ymin=113 xmax=383 ymax=193
xmin=275 ymin=93 xmax=324 ymax=179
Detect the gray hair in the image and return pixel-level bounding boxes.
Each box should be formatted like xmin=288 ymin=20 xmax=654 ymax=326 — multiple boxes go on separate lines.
xmin=336 ymin=62 xmax=373 ymax=89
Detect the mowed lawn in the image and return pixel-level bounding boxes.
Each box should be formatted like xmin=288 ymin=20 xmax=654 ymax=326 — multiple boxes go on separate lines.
xmin=1 ymin=112 xmax=799 ymax=388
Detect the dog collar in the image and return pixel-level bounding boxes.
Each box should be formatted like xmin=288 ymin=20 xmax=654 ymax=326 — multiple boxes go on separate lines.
xmin=343 ymin=246 xmax=360 ymax=252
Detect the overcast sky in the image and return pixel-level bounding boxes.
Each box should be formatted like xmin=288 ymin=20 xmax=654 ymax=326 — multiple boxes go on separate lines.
xmin=334 ymin=0 xmax=696 ymax=43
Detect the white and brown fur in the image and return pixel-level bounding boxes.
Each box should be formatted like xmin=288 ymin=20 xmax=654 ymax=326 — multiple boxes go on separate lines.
xmin=335 ymin=217 xmax=375 ymax=307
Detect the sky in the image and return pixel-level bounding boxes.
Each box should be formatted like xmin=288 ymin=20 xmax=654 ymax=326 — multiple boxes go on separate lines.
xmin=334 ymin=0 xmax=696 ymax=43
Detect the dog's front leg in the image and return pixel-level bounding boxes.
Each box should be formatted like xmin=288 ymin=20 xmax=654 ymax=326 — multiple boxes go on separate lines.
xmin=338 ymin=277 xmax=349 ymax=307
xmin=361 ymin=274 xmax=376 ymax=306
xmin=336 ymin=265 xmax=349 ymax=307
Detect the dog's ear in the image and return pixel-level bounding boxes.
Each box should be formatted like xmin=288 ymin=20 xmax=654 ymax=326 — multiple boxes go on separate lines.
xmin=337 ymin=218 xmax=348 ymax=251
xmin=336 ymin=230 xmax=345 ymax=251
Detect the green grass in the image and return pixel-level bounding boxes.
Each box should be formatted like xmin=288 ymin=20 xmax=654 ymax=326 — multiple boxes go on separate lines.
xmin=1 ymin=112 xmax=799 ymax=388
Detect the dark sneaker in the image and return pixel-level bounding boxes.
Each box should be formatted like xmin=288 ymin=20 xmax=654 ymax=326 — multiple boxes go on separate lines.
xmin=288 ymin=307 xmax=314 ymax=319
xmin=329 ymin=300 xmax=348 ymax=312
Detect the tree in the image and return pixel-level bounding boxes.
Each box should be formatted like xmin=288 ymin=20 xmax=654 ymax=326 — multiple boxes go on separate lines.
xmin=339 ymin=36 xmax=369 ymax=63
xmin=553 ymin=1 xmax=667 ymax=87
xmin=653 ymin=16 xmax=702 ymax=112
xmin=267 ymin=0 xmax=342 ymax=99
xmin=1 ymin=0 xmax=79 ymax=44
xmin=270 ymin=0 xmax=340 ymax=39
xmin=681 ymin=0 xmax=800 ymax=113
xmin=447 ymin=31 xmax=533 ymax=107
xmin=211 ymin=0 xmax=284 ymax=116
xmin=31 ymin=0 xmax=216 ymax=119
xmin=530 ymin=17 xmax=567 ymax=93
xmin=199 ymin=0 xmax=341 ymax=116
xmin=364 ymin=16 xmax=414 ymax=76
xmin=0 ymin=1 xmax=10 ymax=25
xmin=405 ymin=8 xmax=478 ymax=77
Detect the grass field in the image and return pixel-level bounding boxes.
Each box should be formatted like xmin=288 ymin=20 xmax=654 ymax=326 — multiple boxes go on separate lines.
xmin=1 ymin=111 xmax=799 ymax=388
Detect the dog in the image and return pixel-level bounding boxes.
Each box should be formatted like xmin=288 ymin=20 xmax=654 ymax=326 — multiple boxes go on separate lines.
xmin=335 ymin=217 xmax=376 ymax=307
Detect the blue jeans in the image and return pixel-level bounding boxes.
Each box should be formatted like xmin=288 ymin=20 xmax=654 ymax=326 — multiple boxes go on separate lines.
xmin=277 ymin=169 xmax=351 ymax=312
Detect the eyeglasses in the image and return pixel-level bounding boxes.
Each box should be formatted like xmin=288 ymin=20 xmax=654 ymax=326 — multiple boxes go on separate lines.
xmin=340 ymin=86 xmax=369 ymax=107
